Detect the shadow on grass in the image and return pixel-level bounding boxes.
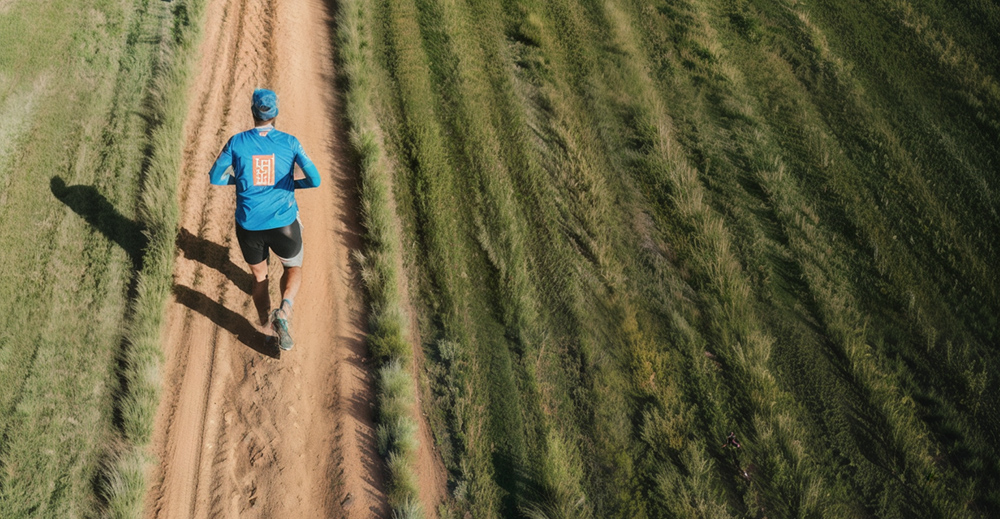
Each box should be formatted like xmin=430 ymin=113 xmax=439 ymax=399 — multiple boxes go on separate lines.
xmin=172 ymin=284 xmax=279 ymax=359
xmin=50 ymin=176 xmax=148 ymax=271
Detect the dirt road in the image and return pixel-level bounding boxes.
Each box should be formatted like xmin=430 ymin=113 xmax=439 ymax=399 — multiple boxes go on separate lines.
xmin=145 ymin=0 xmax=389 ymax=516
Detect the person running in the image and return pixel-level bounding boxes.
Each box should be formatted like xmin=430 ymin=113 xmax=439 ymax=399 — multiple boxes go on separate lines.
xmin=209 ymin=88 xmax=321 ymax=351
xmin=723 ymin=431 xmax=742 ymax=449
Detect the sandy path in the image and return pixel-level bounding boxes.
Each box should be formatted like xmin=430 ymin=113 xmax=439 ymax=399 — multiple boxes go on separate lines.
xmin=144 ymin=0 xmax=389 ymax=517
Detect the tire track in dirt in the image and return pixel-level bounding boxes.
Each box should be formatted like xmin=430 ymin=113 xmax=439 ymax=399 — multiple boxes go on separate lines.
xmin=145 ymin=0 xmax=390 ymax=517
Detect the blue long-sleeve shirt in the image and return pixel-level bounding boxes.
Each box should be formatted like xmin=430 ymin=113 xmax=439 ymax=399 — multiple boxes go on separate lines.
xmin=209 ymin=126 xmax=321 ymax=231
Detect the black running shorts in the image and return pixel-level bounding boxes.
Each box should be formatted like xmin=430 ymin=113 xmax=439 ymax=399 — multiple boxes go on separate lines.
xmin=235 ymin=219 xmax=303 ymax=266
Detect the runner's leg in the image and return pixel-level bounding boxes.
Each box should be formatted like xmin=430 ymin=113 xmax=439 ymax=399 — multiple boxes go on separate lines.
xmin=279 ymin=266 xmax=301 ymax=316
xmin=249 ymin=260 xmax=271 ymax=327
xmin=236 ymin=223 xmax=272 ymax=329
xmin=262 ymin=220 xmax=302 ymax=350
xmin=272 ymin=219 xmax=303 ymax=318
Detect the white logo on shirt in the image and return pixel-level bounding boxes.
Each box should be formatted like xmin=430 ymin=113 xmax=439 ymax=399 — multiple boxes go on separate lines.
xmin=253 ymin=154 xmax=275 ymax=186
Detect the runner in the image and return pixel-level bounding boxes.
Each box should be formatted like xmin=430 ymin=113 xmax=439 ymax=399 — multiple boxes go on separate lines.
xmin=723 ymin=431 xmax=741 ymax=449
xmin=209 ymin=88 xmax=321 ymax=351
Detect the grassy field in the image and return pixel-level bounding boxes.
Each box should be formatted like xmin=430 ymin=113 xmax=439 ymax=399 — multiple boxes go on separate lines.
xmin=0 ymin=0 xmax=199 ymax=516
xmin=338 ymin=0 xmax=999 ymax=517
xmin=3 ymin=0 xmax=997 ymax=516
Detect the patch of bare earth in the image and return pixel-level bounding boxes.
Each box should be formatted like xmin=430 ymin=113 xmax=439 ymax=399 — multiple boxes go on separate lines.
xmin=140 ymin=0 xmax=446 ymax=516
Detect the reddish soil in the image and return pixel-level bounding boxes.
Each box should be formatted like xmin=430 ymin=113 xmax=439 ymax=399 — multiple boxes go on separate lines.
xmin=144 ymin=0 xmax=446 ymax=517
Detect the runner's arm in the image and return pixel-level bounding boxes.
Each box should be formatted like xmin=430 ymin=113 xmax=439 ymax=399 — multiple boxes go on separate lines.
xmin=292 ymin=140 xmax=321 ymax=189
xmin=209 ymin=138 xmax=236 ymax=186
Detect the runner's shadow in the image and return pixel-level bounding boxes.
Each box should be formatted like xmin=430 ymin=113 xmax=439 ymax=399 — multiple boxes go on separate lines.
xmin=173 ymin=284 xmax=279 ymax=359
xmin=50 ymin=176 xmax=147 ymax=272
xmin=176 ymin=227 xmax=253 ymax=294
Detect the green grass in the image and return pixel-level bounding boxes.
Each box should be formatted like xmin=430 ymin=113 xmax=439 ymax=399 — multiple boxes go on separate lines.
xmin=337 ymin=0 xmax=425 ymax=516
xmin=338 ymin=0 xmax=999 ymax=516
xmin=0 ymin=0 xmax=200 ymax=516
xmin=98 ymin=1 xmax=204 ymax=516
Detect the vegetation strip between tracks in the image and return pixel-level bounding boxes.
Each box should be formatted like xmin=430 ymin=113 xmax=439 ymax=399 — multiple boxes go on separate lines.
xmin=96 ymin=1 xmax=205 ymax=517
xmin=337 ymin=0 xmax=425 ymax=516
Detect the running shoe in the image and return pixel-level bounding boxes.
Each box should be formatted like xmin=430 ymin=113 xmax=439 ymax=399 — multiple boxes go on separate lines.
xmin=271 ymin=306 xmax=293 ymax=351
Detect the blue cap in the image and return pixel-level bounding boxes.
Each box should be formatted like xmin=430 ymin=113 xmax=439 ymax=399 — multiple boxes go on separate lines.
xmin=252 ymin=88 xmax=278 ymax=120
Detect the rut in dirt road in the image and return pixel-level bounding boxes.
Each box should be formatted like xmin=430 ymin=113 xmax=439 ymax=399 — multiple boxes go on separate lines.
xmin=145 ymin=0 xmax=392 ymax=517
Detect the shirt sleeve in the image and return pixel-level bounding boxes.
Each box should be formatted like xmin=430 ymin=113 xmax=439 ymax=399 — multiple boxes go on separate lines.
xmin=292 ymin=139 xmax=321 ymax=189
xmin=209 ymin=138 xmax=236 ymax=186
